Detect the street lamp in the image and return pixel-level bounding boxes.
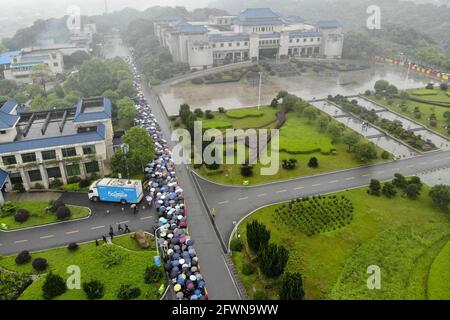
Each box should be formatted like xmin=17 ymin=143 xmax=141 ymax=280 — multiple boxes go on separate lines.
xmin=258 ymin=71 xmax=262 ymax=110
xmin=121 ymin=143 xmax=130 ymax=182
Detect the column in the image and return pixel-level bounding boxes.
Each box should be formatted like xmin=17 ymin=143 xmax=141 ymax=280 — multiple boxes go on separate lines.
xmin=38 ymin=164 xmax=49 ymax=189
xmin=58 ymin=162 xmax=68 ymax=184
xmin=19 ymin=167 xmax=31 ymax=191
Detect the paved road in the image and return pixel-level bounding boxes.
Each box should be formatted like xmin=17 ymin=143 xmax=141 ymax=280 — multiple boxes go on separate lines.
xmin=195 ymin=150 xmax=450 ymax=245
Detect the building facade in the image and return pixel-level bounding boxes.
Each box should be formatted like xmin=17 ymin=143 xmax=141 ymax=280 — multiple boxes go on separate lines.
xmin=154 ymin=8 xmax=344 ymax=69
xmin=0 ymin=97 xmax=114 ymax=191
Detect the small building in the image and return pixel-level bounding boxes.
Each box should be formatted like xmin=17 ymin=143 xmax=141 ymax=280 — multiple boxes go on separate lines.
xmin=0 ymin=51 xmax=21 ymax=79
xmin=0 ymin=97 xmax=114 ymax=191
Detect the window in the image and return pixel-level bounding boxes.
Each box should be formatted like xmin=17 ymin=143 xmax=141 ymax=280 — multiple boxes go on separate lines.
xmin=42 ymin=150 xmax=56 ymax=160
xmin=244 ymin=42 xmax=248 ymax=46
xmin=289 ymin=39 xmax=292 ymax=43
xmin=46 ymin=167 xmax=62 ymax=178
xmin=28 ymin=169 xmax=42 ymax=182
xmin=237 ymin=42 xmax=240 ymax=46
xmin=0 ymin=130 xmax=6 ymax=134
xmin=303 ymin=38 xmax=307 ymax=42
xmin=220 ymin=43 xmax=224 ymax=47
xmin=62 ymin=147 xmax=77 ymax=158
xmin=53 ymin=62 xmax=58 ymax=67
xmin=310 ymin=38 xmax=314 ymax=42
xmin=296 ymin=39 xmax=300 ymax=43
xmin=66 ymin=164 xmax=81 ymax=177
xmin=262 ymin=27 xmax=265 ymax=32
xmin=212 ymin=44 xmax=216 ymax=48
xmin=21 ymin=153 xmax=36 ymax=163
xmin=317 ymin=38 xmax=321 ymax=41
xmin=9 ymin=172 xmax=22 ymax=184
xmin=228 ymin=43 xmax=232 ymax=47
xmin=85 ymin=161 xmax=99 ymax=173
xmin=2 ymin=155 xmax=16 ymax=165
xmin=83 ymin=145 xmax=96 ymax=155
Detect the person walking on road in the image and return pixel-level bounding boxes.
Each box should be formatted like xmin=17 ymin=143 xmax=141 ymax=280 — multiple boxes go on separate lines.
xmin=211 ymin=207 xmax=217 ymax=219
xmin=124 ymin=224 xmax=130 ymax=233
xmin=102 ymin=235 xmax=107 ymax=244
xmin=118 ymin=224 xmax=123 ymax=233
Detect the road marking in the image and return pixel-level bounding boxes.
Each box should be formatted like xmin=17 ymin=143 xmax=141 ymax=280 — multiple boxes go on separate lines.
xmin=377 ymin=171 xmax=385 ymax=174
xmin=218 ymin=201 xmax=229 ymax=205
xmin=117 ymin=221 xmax=129 ymax=225
xmin=345 ymin=177 xmax=355 ymax=181
xmin=66 ymin=230 xmax=79 ymax=235
xmin=140 ymin=216 xmax=152 ymax=221
xmin=14 ymin=240 xmax=28 ymax=244
xmin=392 ymin=168 xmax=400 ymax=171
xmin=312 ymin=183 xmax=321 ymax=187
xmin=294 ymin=186 xmax=305 ymax=190
xmin=328 ymin=180 xmax=339 ymax=184
xmin=238 ymin=197 xmax=248 ymax=201
xmin=362 ymin=174 xmax=371 ymax=177
xmin=40 ymin=235 xmax=54 ymax=240
xmin=91 ymin=225 xmax=105 ymax=230
xmin=257 ymin=193 xmax=268 ymax=197
xmin=276 ymin=189 xmax=287 ymax=193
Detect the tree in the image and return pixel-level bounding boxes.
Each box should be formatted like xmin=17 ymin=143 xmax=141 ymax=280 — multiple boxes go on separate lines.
xmin=117 ymin=97 xmax=138 ymax=129
xmin=303 ymin=106 xmax=317 ymax=123
xmin=122 ymin=126 xmax=155 ymax=173
xmin=117 ymin=284 xmax=141 ymax=300
xmin=429 ymin=185 xmax=450 ymax=212
xmin=308 ymin=157 xmax=319 ymax=168
xmin=63 ymin=50 xmax=90 ymax=69
xmin=179 ymin=103 xmax=191 ymax=125
xmin=31 ymin=95 xmax=47 ymax=110
xmin=246 ymin=220 xmax=270 ymax=253
xmin=318 ymin=114 xmax=330 ymax=131
xmin=392 ymin=173 xmax=407 ymax=190
xmin=42 ymin=272 xmax=66 ymax=300
xmin=117 ymin=79 xmax=137 ymax=98
xmin=26 ymin=83 xmax=44 ymax=98
xmin=54 ymin=84 xmax=65 ymax=98
xmin=405 ymin=183 xmax=421 ymax=200
xmin=368 ymin=179 xmax=382 ymax=196
xmin=144 ymin=265 xmax=162 ymax=284
xmin=83 ymin=280 xmax=105 ymax=300
xmin=276 ymin=90 xmax=288 ymax=99
xmin=382 ymin=182 xmax=397 ymax=198
xmin=258 ymin=243 xmax=289 ymax=278
xmin=354 ymin=141 xmax=377 ymax=162
xmin=374 ymin=80 xmax=390 ymax=93
xmin=440 ymin=82 xmax=448 ymax=91
xmin=78 ymin=59 xmax=113 ymax=96
xmin=327 ymin=122 xmax=343 ymax=142
xmin=193 ymin=108 xmax=204 ymax=118
xmin=282 ymin=94 xmax=298 ymax=111
xmin=240 ymin=164 xmax=254 ymax=177
xmin=280 ymin=273 xmax=304 ymax=300
xmin=270 ymin=98 xmax=278 ymax=108
xmin=0 ymin=79 xmax=17 ymax=96
xmin=31 ymin=64 xmax=53 ymax=96
xmin=386 ymin=84 xmax=398 ymax=95
xmin=342 ymin=132 xmax=360 ymax=151
xmin=13 ymin=92 xmax=27 ymax=104
xmin=110 ymin=150 xmax=128 ymax=178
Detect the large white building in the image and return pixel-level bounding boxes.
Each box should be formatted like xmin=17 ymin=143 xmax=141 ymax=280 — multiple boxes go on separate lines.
xmin=154 ymin=8 xmax=344 ymax=69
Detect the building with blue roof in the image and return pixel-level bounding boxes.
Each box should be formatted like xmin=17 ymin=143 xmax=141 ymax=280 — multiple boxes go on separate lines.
xmin=154 ymin=7 xmax=344 ymax=68
xmin=0 ymin=51 xmax=21 ymax=79
xmin=0 ymin=97 xmax=114 ymax=191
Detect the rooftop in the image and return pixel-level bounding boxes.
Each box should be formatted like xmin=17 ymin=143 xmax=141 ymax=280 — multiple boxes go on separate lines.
xmin=175 ymin=22 xmax=209 ymax=34
xmin=0 ymin=100 xmax=20 ymax=130
xmin=74 ymin=97 xmax=112 ymax=123
xmin=316 ymin=20 xmax=342 ymax=29
xmin=0 ymin=51 xmax=20 ymax=65
xmin=209 ymin=33 xmax=250 ymax=42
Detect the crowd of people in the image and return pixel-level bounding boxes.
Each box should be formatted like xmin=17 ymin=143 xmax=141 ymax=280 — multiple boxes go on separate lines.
xmin=125 ymin=55 xmax=208 ymax=300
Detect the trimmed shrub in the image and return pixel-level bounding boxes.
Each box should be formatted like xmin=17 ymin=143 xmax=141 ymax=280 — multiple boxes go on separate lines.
xmin=83 ymin=280 xmax=105 ymax=300
xmin=15 ymin=250 xmax=32 ymax=265
xmin=240 ymin=164 xmax=254 ymax=177
xmin=42 ymin=272 xmax=66 ymax=300
xmin=279 ymin=272 xmax=305 ymax=300
xmin=242 ymin=263 xmax=256 ymax=275
xmin=49 ymin=179 xmax=63 ymax=189
xmin=67 ymin=176 xmax=81 ymax=184
xmin=218 ymin=107 xmax=225 ymax=113
xmin=32 ymin=257 xmax=48 ymax=272
xmin=381 ymin=151 xmax=390 ymax=159
xmin=56 ymin=205 xmax=71 ymax=220
xmin=79 ymin=179 xmax=91 ymax=188
xmin=308 ymin=157 xmax=319 ymax=168
xmin=230 ymin=238 xmax=243 ymax=252
xmin=258 ymin=243 xmax=289 ymax=278
xmin=49 ymin=199 xmax=65 ymax=212
xmin=117 ymin=284 xmax=141 ymax=300
xmin=205 ymin=110 xmax=214 ymax=119
xmin=1 ymin=201 xmax=17 ymax=216
xmin=144 ymin=265 xmax=163 ymax=284
xmin=14 ymin=209 xmax=30 ymax=223
xmin=246 ymin=220 xmax=270 ymax=253
xmin=67 ymin=242 xmax=79 ymax=252
xmin=33 ymin=183 xmax=45 ymax=190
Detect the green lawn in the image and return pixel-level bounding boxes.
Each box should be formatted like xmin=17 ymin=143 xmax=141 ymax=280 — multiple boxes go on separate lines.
xmin=0 ymin=201 xmax=90 ymax=230
xmin=0 ymin=234 xmax=165 ymax=300
xmin=368 ymin=89 xmax=450 ymax=137
xmin=232 ymin=186 xmax=450 ymax=300
xmin=410 ymin=88 xmax=450 ymax=102
xmin=427 ymin=239 xmax=450 ymax=300
xmin=202 ymin=106 xmax=279 ymax=130
xmin=226 ymin=108 xmax=265 ymax=119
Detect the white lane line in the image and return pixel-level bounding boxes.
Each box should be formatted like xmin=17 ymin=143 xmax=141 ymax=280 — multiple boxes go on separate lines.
xmin=218 ymin=201 xmax=229 ymax=205
xmin=276 ymin=189 xmax=287 ymax=193
xmin=14 ymin=240 xmax=28 ymax=244
xmin=328 ymin=180 xmax=339 ymax=184
xmin=345 ymin=177 xmax=355 ymax=181
xmin=238 ymin=197 xmax=249 ymax=201
xmin=257 ymin=193 xmax=268 ymax=197
xmin=66 ymin=230 xmax=79 ymax=235
xmin=40 ymin=235 xmax=54 ymax=240
xmin=140 ymin=216 xmax=152 ymax=221
xmin=362 ymin=174 xmax=371 ymax=177
xmin=392 ymin=168 xmax=400 ymax=171
xmin=406 ymin=165 xmax=414 ymax=168
xmin=312 ymin=183 xmax=321 ymax=187
xmin=294 ymin=186 xmax=305 ymax=190
xmin=117 ymin=221 xmax=129 ymax=225
xmin=91 ymin=225 xmax=105 ymax=230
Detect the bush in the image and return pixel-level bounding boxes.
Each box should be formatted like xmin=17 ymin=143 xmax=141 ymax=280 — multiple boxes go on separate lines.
xmin=440 ymin=82 xmax=448 ymax=91
xmin=279 ymin=272 xmax=305 ymax=300
xmin=242 ymin=263 xmax=256 ymax=275
xmin=241 ymin=164 xmax=254 ymax=177
xmin=381 ymin=151 xmax=390 ymax=159
xmin=15 ymin=250 xmax=32 ymax=265
xmin=67 ymin=176 xmax=81 ymax=184
xmin=83 ymin=280 xmax=105 ymax=300
xmin=49 ymin=179 xmax=63 ymax=189
xmin=144 ymin=265 xmax=163 ymax=284
xmin=193 ymin=108 xmax=204 ymax=118
xmin=42 ymin=272 xmax=66 ymax=300
xmin=191 ymin=78 xmax=203 ymax=85
xmin=79 ymin=179 xmax=91 ymax=188
xmin=205 ymin=110 xmax=214 ymax=119
xmin=56 ymin=205 xmax=71 ymax=220
xmin=14 ymin=209 xmax=30 ymax=223
xmin=89 ymin=173 xmax=99 ymax=181
xmin=117 ymin=284 xmax=141 ymax=300
xmin=258 ymin=243 xmax=289 ymax=278
xmin=368 ymin=179 xmax=381 ymax=196
xmin=1 ymin=201 xmax=17 ymax=216
xmin=13 ymin=183 xmax=25 ymax=193
xmin=67 ymin=242 xmax=79 ymax=251
xmin=425 ymin=83 xmax=434 ymax=90
xmin=382 ymin=182 xmax=397 ymax=198
xmin=308 ymin=157 xmax=319 ymax=168
xmin=230 ymin=238 xmax=243 ymax=252
xmin=32 ymin=257 xmax=48 ymax=272
xmin=49 ymin=199 xmax=65 ymax=212
xmin=254 ymin=290 xmax=268 ymax=300
xmin=246 ymin=220 xmax=270 ymax=253
xmin=218 ymin=107 xmax=225 ymax=113
xmin=33 ymin=183 xmax=45 ymax=189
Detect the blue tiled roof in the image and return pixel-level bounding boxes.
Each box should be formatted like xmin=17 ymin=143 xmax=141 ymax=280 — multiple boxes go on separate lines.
xmin=235 ymin=8 xmax=283 ymax=26
xmin=316 ymin=20 xmax=342 ymax=29
xmin=239 ymin=8 xmax=281 ymax=19
xmin=284 ymin=16 xmax=305 ymax=24
xmin=234 ymin=18 xmax=284 ymax=26
xmin=0 ymin=168 xmax=8 ymax=188
xmin=0 ymin=100 xmax=19 ymax=129
xmin=260 ymin=32 xmax=280 ymax=39
xmin=0 ymin=123 xmax=106 ymax=154
xmin=289 ymin=31 xmax=322 ymax=38
xmin=175 ymin=23 xmax=208 ymax=34
xmin=74 ymin=97 xmax=112 ymax=123
xmin=0 ymin=51 xmax=20 ymax=65
xmin=209 ymin=34 xmax=250 ymax=42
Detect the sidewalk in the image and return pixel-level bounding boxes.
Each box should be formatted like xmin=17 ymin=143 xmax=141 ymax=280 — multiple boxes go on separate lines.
xmin=4 ymin=191 xmax=62 ymax=202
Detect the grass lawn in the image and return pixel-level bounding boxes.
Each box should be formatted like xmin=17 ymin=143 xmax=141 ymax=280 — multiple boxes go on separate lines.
xmin=427 ymin=239 xmax=450 ymax=300
xmin=226 ymin=108 xmax=265 ymax=119
xmin=232 ymin=186 xmax=450 ymax=300
xmin=0 ymin=234 xmax=164 ymax=300
xmin=410 ymin=88 xmax=450 ymax=102
xmin=0 ymin=201 xmax=90 ymax=230
xmin=367 ymin=89 xmax=450 ymax=137
xmin=202 ymin=106 xmax=279 ymax=130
